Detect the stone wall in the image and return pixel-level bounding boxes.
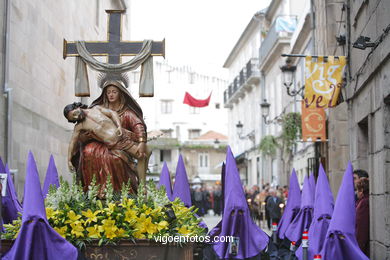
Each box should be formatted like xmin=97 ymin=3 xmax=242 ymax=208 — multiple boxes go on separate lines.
xmin=4 ymin=0 xmax=123 ymax=198
xmin=345 ymin=0 xmax=390 ymax=258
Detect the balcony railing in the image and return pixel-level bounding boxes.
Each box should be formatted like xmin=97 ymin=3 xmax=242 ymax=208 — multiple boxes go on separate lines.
xmin=259 ymin=15 xmax=297 ymax=64
xmin=223 ymin=58 xmax=260 ymax=107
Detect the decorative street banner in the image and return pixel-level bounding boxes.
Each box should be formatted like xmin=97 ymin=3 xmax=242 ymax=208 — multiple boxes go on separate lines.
xmin=183 ymin=92 xmax=212 ymax=107
xmin=304 ymin=56 xmax=346 ymax=108
xmin=301 ymin=101 xmax=327 ymax=142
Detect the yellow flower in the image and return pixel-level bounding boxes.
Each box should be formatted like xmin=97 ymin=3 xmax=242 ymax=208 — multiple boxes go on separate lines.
xmin=116 ymin=228 xmax=128 ymax=238
xmin=86 ymin=225 xmax=103 ymax=239
xmin=102 ymin=219 xmax=118 ymax=239
xmin=124 ymin=209 xmax=138 ymax=223
xmin=177 ymin=226 xmax=191 ymax=235
xmin=133 ymin=230 xmax=146 ymax=239
xmin=151 ymin=206 xmax=163 ymax=216
xmin=142 ymin=204 xmax=152 ymax=215
xmin=157 ymin=221 xmax=169 ymax=231
xmin=70 ymin=221 xmax=85 ymax=238
xmin=105 ymin=203 xmax=116 ymax=216
xmin=82 ymin=209 xmax=100 ymax=225
xmin=65 ymin=210 xmax=82 ymax=224
xmin=46 ymin=207 xmax=56 ymax=220
xmin=54 ymin=226 xmax=68 ymax=238
xmin=137 ymin=214 xmax=157 ymax=234
xmin=120 ymin=198 xmax=135 ymax=208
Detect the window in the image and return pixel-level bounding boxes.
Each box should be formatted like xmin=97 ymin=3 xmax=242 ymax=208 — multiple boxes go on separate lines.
xmin=188 ymin=129 xmax=201 ymax=139
xmin=199 ymin=152 xmax=209 ymax=168
xmin=189 ymin=106 xmax=200 ymax=114
xmin=160 ymin=150 xmax=172 ymax=162
xmin=160 ymin=129 xmax=173 ymax=138
xmin=161 ymin=100 xmax=173 ymax=114
xmin=215 ymin=103 xmax=220 ymax=109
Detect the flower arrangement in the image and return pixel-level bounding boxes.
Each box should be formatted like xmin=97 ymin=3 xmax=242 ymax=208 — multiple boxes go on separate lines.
xmin=3 ymin=177 xmax=206 ymax=249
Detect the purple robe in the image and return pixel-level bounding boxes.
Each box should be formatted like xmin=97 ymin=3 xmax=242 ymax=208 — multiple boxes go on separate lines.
xmin=158 ymin=162 xmax=173 ymax=201
xmin=3 ymin=152 xmax=78 ymax=260
xmin=277 ymin=169 xmax=301 ymax=240
xmin=296 ymin=163 xmax=334 ymax=259
xmin=213 ymin=147 xmax=269 ymax=259
xmin=319 ymin=162 xmax=369 ymax=260
xmin=2 ymin=164 xmax=23 ymax=224
xmin=42 ymin=155 xmax=60 ymax=198
xmin=285 ymin=176 xmax=314 ymax=244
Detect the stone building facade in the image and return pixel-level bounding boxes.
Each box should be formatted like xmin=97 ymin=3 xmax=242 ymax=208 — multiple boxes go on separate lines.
xmin=0 ymin=0 xmax=164 ymax=197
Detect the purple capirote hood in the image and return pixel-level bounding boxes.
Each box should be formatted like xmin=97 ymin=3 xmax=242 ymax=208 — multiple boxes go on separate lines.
xmin=277 ymin=168 xmax=301 ymax=240
xmin=319 ymin=161 xmax=369 ymax=260
xmin=285 ymin=175 xmax=314 ymax=243
xmin=213 ymin=146 xmax=269 ymax=259
xmin=172 ymin=155 xmax=192 ymax=207
xmin=2 ymin=163 xmax=23 ymax=224
xmin=295 ymin=163 xmax=334 ymax=259
xmin=42 ymin=155 xmax=60 ymax=198
xmin=158 ymin=161 xmax=173 ymax=201
xmin=3 ymin=152 xmax=78 ymax=260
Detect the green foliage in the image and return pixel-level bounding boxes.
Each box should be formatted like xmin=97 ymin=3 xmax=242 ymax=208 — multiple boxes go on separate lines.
xmin=281 ymin=112 xmax=302 ymax=150
xmin=259 ymin=135 xmax=279 ymax=156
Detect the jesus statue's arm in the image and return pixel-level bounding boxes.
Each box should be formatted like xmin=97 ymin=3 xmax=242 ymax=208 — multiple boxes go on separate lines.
xmin=97 ymin=106 xmax=123 ymax=136
xmin=68 ymin=124 xmax=82 ymax=173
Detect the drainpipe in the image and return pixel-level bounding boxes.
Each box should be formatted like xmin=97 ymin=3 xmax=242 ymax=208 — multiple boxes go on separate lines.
xmin=2 ymin=0 xmax=12 ymax=166
xmin=260 ymin=71 xmax=268 ymax=184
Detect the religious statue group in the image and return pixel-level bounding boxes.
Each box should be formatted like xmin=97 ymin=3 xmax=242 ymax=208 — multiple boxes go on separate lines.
xmin=64 ymin=73 xmax=150 ymax=194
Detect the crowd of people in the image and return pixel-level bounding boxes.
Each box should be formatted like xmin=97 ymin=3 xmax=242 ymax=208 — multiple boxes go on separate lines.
xmin=190 ymin=182 xmax=290 ymax=230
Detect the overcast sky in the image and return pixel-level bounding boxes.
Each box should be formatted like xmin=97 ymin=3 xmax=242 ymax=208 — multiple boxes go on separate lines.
xmin=128 ymin=0 xmax=271 ymax=77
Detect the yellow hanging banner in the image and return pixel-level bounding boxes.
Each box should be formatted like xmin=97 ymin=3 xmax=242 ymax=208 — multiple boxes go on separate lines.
xmin=301 ymin=101 xmax=327 ymax=142
xmin=304 ymin=56 xmax=346 ymax=108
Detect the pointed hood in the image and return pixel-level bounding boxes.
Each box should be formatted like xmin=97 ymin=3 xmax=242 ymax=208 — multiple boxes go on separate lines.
xmin=3 ymin=152 xmax=78 ymax=260
xmin=158 ymin=162 xmax=173 ymax=201
xmin=172 ymin=155 xmax=192 ymax=207
xmin=42 ymin=155 xmax=60 ymax=198
xmin=2 ymin=164 xmax=23 ymax=224
xmin=320 ymin=162 xmax=369 ymax=260
xmin=0 ymin=157 xmax=5 ymax=173
xmin=296 ymin=164 xmax=334 ymax=259
xmin=285 ymin=176 xmax=314 ymax=243
xmin=277 ymin=169 xmax=301 ymax=240
xmin=213 ymin=146 xmax=269 ymax=259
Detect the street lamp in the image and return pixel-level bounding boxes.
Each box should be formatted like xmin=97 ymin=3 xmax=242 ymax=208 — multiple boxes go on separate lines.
xmin=260 ymin=99 xmax=271 ymax=124
xmin=214 ymin=138 xmax=220 ymax=149
xmin=280 ymin=60 xmax=303 ymax=97
xmin=236 ymin=121 xmax=255 ymax=142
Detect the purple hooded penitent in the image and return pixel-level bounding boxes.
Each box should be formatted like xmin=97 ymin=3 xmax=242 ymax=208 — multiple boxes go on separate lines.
xmin=2 ymin=163 xmax=23 ymax=224
xmin=319 ymin=162 xmax=369 ymax=260
xmin=42 ymin=155 xmax=60 ymax=198
xmin=285 ymin=175 xmax=314 ymax=244
xmin=3 ymin=152 xmax=78 ymax=260
xmin=277 ymin=169 xmax=301 ymax=240
xmin=296 ymin=164 xmax=334 ymax=259
xmin=213 ymin=147 xmax=269 ymax=259
xmin=158 ymin=162 xmax=173 ymax=201
xmin=172 ymin=155 xmax=192 ymax=207
xmin=172 ymin=155 xmax=208 ymax=230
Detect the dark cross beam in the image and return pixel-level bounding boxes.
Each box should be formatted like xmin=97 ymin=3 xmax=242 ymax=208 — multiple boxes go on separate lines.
xmin=63 ymin=10 xmax=165 ymax=64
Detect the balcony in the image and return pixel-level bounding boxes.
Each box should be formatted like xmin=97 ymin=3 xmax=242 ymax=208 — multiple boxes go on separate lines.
xmin=259 ymin=15 xmax=297 ymax=70
xmin=223 ymin=58 xmax=260 ymax=108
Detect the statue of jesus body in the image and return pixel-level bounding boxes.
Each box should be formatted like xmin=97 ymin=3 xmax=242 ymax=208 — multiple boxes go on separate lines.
xmin=64 ymin=103 xmax=148 ymax=181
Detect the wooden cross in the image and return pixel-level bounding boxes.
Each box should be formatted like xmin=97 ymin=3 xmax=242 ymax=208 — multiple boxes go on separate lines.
xmin=63 ymin=10 xmax=165 ymax=64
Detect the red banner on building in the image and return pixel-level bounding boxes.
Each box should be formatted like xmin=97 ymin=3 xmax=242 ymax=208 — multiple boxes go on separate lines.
xmin=183 ymin=92 xmax=212 ymax=107
xmin=301 ymin=101 xmax=327 ymax=142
